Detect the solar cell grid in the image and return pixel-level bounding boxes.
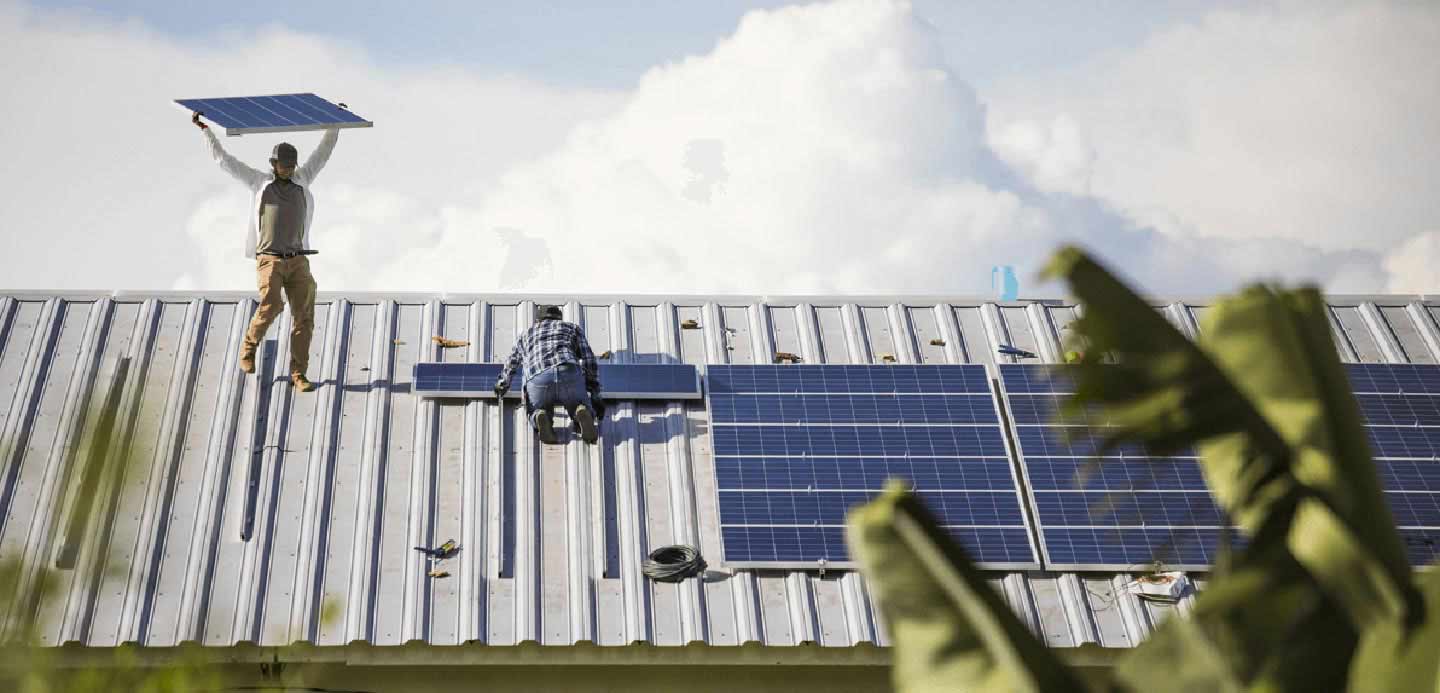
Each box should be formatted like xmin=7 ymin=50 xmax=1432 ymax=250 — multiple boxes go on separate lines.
xmin=1042 ymin=528 xmax=1232 ymax=567
xmin=712 ymin=424 xmax=1008 ymax=458
xmin=1400 ymin=529 xmax=1440 ymax=565
xmin=1000 ymin=363 xmax=1227 ymax=570
xmin=1004 ymin=394 xmax=1108 ymax=426
xmin=708 ymin=393 xmax=1000 ymax=424
xmin=708 ymin=364 xmax=991 ymax=394
xmin=713 ymin=456 xmax=1018 ymax=491
xmin=1376 ymin=461 xmax=1440 ymax=492
xmin=707 ymin=364 xmax=1038 ymax=567
xmin=1003 ymin=362 xmax=1440 ymax=570
xmin=1357 ymin=394 xmax=1440 ymax=426
xmin=1368 ymin=427 xmax=1440 ymax=459
xmin=1022 ymin=457 xmax=1205 ymax=492
xmin=1346 ymin=364 xmax=1440 ymax=395
xmin=175 ymin=93 xmax=372 ymax=136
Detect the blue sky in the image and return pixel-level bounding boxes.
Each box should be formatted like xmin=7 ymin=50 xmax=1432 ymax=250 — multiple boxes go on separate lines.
xmin=3 ymin=0 xmax=1437 ymax=295
xmin=34 ymin=0 xmax=1245 ymax=89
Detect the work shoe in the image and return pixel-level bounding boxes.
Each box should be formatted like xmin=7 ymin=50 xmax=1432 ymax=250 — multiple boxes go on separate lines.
xmin=533 ymin=410 xmax=557 ymax=444
xmin=239 ymin=347 xmax=256 ymax=374
xmin=573 ymin=405 xmax=598 ymax=444
xmin=291 ymin=373 xmax=316 ymax=392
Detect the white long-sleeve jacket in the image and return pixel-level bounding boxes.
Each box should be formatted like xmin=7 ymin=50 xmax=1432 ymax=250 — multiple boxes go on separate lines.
xmin=203 ymin=128 xmax=339 ymax=259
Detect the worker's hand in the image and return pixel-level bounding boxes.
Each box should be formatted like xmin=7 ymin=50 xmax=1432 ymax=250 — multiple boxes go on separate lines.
xmin=191 ymin=112 xmax=208 ymax=130
xmin=492 ymin=381 xmax=508 ymax=399
xmin=588 ymin=386 xmax=605 ymax=418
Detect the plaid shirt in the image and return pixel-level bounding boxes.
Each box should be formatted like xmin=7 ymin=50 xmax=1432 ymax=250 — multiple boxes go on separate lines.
xmin=498 ymin=319 xmax=600 ymax=390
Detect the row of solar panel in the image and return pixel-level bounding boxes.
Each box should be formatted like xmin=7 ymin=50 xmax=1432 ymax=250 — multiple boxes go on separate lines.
xmin=708 ymin=364 xmax=1036 ymax=566
xmin=998 ymin=363 xmax=1440 ymax=570
xmin=1008 ymin=391 xmax=1440 ymax=427
xmin=706 ymin=363 xmax=1440 ymax=571
xmin=998 ymin=362 xmax=1440 ymax=395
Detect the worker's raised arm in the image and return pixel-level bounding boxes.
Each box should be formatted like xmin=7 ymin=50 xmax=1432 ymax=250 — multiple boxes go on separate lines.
xmin=196 ymin=114 xmax=267 ymax=188
xmin=294 ymin=128 xmax=339 ymax=185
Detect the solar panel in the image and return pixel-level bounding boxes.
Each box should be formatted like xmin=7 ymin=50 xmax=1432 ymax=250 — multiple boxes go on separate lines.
xmin=708 ymin=365 xmax=1039 ymax=569
xmin=175 ymin=93 xmax=372 ymax=136
xmin=413 ymin=362 xmax=701 ymax=399
xmin=1348 ymin=364 xmax=1440 ymax=566
xmin=1001 ymin=363 xmax=1440 ymax=570
xmin=1000 ymin=364 xmax=1232 ymax=570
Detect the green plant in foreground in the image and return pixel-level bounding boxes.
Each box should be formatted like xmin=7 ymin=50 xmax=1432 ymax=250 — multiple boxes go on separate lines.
xmin=847 ymin=247 xmax=1440 ymax=692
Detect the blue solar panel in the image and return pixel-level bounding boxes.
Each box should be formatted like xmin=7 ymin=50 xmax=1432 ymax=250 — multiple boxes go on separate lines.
xmin=1346 ymin=364 xmax=1440 ymax=395
xmin=413 ymin=362 xmax=701 ymax=399
xmin=709 ymin=393 xmax=1000 ymax=424
xmin=1003 ymin=362 xmax=1440 ymax=570
xmin=1400 ymin=529 xmax=1440 ymax=565
xmin=1000 ymin=364 xmax=1232 ymax=570
xmin=712 ymin=425 xmax=1008 ymax=457
xmin=714 ymin=457 xmax=1019 ymax=491
xmin=708 ymin=364 xmax=991 ymax=394
xmin=708 ymin=364 xmax=1038 ymax=568
xmin=175 ymin=93 xmax=372 ymax=136
xmin=1041 ymin=528 xmax=1233 ymax=567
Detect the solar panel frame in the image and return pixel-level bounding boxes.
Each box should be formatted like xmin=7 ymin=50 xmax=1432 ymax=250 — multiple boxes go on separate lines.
xmin=998 ymin=363 xmax=1234 ymax=571
xmin=174 ymin=93 xmax=374 ymax=136
xmin=708 ymin=364 xmax=1041 ymax=570
xmin=413 ymin=362 xmax=702 ymax=400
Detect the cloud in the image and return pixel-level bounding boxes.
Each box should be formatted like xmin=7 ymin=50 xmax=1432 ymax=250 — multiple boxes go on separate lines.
xmin=362 ymin=0 xmax=1354 ymax=296
xmin=0 ymin=1 xmax=621 ymax=291
xmin=985 ymin=1 xmax=1440 ymax=266
xmin=1385 ymin=230 xmax=1440 ymax=295
xmin=1 ymin=0 xmax=1428 ymax=298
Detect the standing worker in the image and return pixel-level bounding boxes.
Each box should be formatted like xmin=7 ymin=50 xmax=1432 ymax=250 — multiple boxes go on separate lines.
xmin=192 ymin=112 xmax=339 ymax=392
xmin=493 ymin=305 xmax=605 ymax=444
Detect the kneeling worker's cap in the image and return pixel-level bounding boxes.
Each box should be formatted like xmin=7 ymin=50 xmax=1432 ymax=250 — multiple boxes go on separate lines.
xmin=270 ymin=142 xmax=298 ymax=166
xmin=536 ymin=305 xmax=563 ymax=321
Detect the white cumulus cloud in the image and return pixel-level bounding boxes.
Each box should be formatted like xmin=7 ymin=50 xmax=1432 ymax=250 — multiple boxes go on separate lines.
xmin=1 ymin=0 xmax=1428 ymax=298
xmin=985 ymin=1 xmax=1440 ymax=270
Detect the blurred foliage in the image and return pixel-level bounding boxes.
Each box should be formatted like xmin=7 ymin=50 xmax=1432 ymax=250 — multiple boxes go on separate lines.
xmin=847 ymin=246 xmax=1440 ymax=692
xmin=0 ymin=356 xmax=335 ymax=692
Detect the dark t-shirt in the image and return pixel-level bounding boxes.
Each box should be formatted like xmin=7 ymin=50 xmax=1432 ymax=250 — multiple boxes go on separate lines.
xmin=257 ymin=178 xmax=307 ymax=254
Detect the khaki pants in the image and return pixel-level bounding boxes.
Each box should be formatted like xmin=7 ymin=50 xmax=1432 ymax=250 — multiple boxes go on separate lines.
xmin=243 ymin=255 xmax=317 ymax=377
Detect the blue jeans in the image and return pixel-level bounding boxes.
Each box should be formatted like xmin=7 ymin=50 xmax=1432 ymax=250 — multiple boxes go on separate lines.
xmin=524 ymin=363 xmax=592 ymax=426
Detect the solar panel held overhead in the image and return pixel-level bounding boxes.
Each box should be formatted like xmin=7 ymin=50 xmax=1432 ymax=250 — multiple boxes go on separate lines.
xmin=175 ymin=93 xmax=373 ymax=136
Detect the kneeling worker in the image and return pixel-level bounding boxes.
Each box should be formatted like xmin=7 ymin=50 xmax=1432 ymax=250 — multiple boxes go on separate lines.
xmin=493 ymin=305 xmax=604 ymax=444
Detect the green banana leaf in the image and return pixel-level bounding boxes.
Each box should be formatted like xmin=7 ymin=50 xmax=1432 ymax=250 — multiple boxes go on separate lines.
xmin=1043 ymin=247 xmax=1423 ymax=688
xmin=1349 ymin=568 xmax=1440 ymax=692
xmin=847 ymin=481 xmax=1093 ymax=693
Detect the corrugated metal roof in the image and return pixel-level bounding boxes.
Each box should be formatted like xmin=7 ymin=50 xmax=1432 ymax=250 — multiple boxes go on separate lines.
xmin=0 ymin=291 xmax=1435 ymax=650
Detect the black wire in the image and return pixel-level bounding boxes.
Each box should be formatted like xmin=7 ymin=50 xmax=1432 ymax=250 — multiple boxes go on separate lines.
xmin=642 ymin=545 xmax=707 ymax=582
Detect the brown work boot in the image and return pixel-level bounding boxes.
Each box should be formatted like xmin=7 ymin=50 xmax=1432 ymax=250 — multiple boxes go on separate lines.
xmin=532 ymin=410 xmax=557 ymax=444
xmin=291 ymin=373 xmax=316 ymax=392
xmin=238 ymin=346 xmax=256 ymax=374
xmin=573 ymin=405 xmax=598 ymax=444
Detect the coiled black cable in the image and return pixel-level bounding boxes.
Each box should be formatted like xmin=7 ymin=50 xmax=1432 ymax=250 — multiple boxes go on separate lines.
xmin=642 ymin=545 xmax=707 ymax=582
